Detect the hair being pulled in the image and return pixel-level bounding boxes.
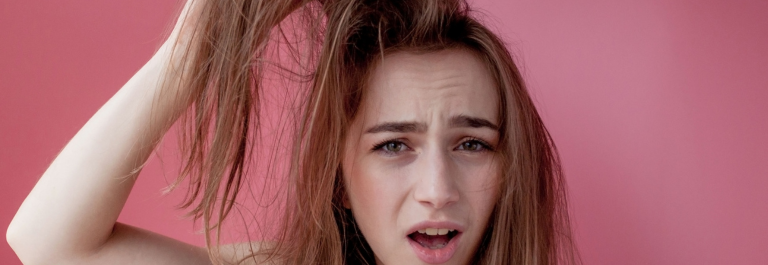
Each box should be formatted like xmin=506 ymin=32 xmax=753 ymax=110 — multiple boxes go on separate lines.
xmin=161 ymin=0 xmax=580 ymax=264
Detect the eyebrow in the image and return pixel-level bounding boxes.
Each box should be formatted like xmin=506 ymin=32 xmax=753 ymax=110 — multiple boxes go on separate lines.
xmin=449 ymin=115 xmax=499 ymax=131
xmin=364 ymin=115 xmax=499 ymax=133
xmin=365 ymin=122 xmax=428 ymax=133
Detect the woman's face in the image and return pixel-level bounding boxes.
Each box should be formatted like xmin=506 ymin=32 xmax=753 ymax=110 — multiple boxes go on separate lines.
xmin=342 ymin=48 xmax=501 ymax=265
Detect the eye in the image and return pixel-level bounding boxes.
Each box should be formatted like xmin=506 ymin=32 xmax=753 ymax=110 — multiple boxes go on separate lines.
xmin=372 ymin=140 xmax=410 ymax=154
xmin=456 ymin=138 xmax=493 ymax=152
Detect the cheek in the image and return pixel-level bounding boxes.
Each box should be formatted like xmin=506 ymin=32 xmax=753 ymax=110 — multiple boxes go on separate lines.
xmin=343 ymin=156 xmax=413 ymax=254
xmin=344 ymin=161 xmax=408 ymax=222
xmin=342 ymin=139 xmax=411 ymax=216
xmin=460 ymin=159 xmax=502 ymax=223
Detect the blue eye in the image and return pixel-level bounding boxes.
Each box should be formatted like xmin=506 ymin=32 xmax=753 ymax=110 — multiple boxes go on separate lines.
xmin=373 ymin=140 xmax=409 ymax=154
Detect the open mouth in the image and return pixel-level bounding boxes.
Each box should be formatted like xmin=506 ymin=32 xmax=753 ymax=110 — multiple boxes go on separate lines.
xmin=407 ymin=228 xmax=461 ymax=249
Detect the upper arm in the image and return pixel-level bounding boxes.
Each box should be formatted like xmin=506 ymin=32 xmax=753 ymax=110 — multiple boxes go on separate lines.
xmin=74 ymin=223 xmax=277 ymax=265
xmin=72 ymin=223 xmax=212 ymax=265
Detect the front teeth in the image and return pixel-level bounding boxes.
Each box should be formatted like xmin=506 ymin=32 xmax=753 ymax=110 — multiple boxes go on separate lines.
xmin=417 ymin=228 xmax=455 ymax=235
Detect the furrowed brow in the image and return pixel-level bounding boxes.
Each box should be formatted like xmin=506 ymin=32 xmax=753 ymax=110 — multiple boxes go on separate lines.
xmin=365 ymin=122 xmax=428 ymax=133
xmin=449 ymin=115 xmax=499 ymax=130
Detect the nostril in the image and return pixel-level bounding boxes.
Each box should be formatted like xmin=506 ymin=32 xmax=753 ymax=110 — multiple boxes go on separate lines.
xmin=413 ymin=179 xmax=460 ymax=209
xmin=412 ymin=152 xmax=460 ymax=208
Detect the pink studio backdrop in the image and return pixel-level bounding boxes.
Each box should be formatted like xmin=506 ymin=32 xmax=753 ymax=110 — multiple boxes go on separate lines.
xmin=2 ymin=0 xmax=767 ymax=264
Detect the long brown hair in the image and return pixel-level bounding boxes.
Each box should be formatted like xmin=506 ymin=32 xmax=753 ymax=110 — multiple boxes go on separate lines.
xmin=162 ymin=0 xmax=579 ymax=264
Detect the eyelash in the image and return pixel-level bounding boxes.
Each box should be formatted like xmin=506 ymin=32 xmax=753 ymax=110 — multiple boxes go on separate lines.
xmin=370 ymin=137 xmax=495 ymax=154
xmin=371 ymin=139 xmax=409 ymax=155
xmin=459 ymin=137 xmax=495 ymax=152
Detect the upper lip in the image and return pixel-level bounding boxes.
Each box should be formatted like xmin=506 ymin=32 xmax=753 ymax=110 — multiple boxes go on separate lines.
xmin=406 ymin=220 xmax=465 ymax=235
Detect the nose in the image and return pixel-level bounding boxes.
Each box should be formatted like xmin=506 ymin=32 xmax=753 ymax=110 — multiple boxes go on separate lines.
xmin=413 ymin=146 xmax=460 ymax=209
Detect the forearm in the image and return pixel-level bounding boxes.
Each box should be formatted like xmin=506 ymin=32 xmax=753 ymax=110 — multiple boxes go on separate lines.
xmin=7 ymin=0 xmax=313 ymax=262
xmin=7 ymin=46 xmax=186 ymax=264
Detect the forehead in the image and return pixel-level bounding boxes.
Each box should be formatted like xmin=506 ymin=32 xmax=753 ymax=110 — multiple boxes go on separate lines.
xmin=359 ymin=48 xmax=498 ymax=125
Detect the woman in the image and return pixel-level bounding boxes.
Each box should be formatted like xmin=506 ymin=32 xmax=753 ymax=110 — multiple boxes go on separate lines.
xmin=7 ymin=0 xmax=578 ymax=264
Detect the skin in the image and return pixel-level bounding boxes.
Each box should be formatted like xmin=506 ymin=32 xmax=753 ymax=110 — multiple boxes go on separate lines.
xmin=7 ymin=1 xmax=282 ymax=263
xmin=342 ymin=48 xmax=502 ymax=265
xmin=8 ymin=1 xmax=504 ymax=263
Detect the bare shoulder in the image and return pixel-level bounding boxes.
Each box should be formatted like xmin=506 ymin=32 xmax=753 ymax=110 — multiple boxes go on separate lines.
xmin=217 ymin=241 xmax=282 ymax=265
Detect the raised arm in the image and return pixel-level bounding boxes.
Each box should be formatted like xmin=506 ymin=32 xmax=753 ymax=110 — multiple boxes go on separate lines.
xmin=5 ymin=1 xmax=209 ymax=263
xmin=6 ymin=0 xmax=305 ymax=264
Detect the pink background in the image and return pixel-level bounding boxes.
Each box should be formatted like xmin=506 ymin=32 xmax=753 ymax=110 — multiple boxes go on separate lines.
xmin=2 ymin=0 xmax=767 ymax=264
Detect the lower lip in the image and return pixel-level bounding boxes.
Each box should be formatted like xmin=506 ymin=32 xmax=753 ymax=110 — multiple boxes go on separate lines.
xmin=408 ymin=233 xmax=462 ymax=264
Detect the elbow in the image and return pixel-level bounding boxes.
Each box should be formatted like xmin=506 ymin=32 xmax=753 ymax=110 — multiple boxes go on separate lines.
xmin=6 ymin=217 xmax=21 ymax=254
xmin=6 ymin=219 xmax=25 ymax=263
xmin=7 ymin=215 xmax=97 ymax=265
xmin=7 ymin=217 xmax=46 ymax=265
xmin=7 ymin=218 xmax=30 ymax=264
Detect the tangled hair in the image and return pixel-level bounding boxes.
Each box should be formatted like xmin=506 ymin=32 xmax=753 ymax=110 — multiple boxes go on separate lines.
xmin=162 ymin=0 xmax=579 ymax=264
